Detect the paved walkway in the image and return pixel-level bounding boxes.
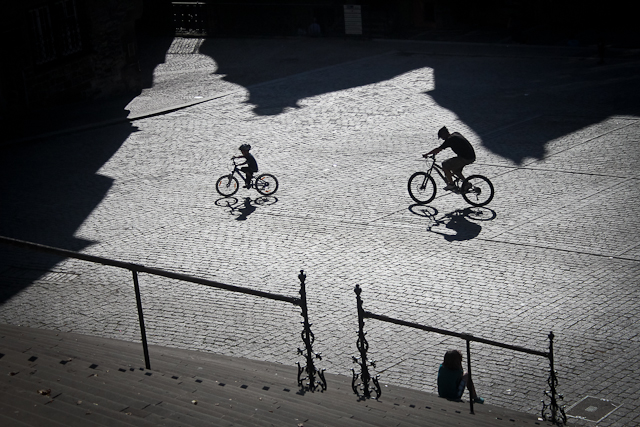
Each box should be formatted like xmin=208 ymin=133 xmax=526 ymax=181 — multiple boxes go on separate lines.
xmin=1 ymin=36 xmax=640 ymax=426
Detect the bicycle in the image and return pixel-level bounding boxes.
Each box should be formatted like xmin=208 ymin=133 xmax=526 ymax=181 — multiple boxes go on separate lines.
xmin=216 ymin=158 xmax=279 ymax=197
xmin=407 ymin=155 xmax=494 ymax=207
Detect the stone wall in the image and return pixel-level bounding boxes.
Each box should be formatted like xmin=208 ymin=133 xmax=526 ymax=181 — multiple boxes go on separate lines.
xmin=0 ymin=0 xmax=143 ymax=113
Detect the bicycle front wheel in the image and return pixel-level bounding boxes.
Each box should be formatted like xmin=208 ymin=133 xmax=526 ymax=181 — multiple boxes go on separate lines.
xmin=461 ymin=175 xmax=494 ymax=207
xmin=216 ymin=175 xmax=239 ymax=197
xmin=255 ymin=173 xmax=278 ymax=196
xmin=408 ymin=172 xmax=436 ymax=204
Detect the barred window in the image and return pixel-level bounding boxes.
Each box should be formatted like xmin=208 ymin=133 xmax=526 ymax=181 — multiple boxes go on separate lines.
xmin=57 ymin=0 xmax=82 ymax=56
xmin=30 ymin=6 xmax=57 ymax=64
xmin=29 ymin=0 xmax=83 ymax=65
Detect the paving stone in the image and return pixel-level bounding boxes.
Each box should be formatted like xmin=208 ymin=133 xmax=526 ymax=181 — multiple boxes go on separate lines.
xmin=1 ymin=36 xmax=640 ymax=427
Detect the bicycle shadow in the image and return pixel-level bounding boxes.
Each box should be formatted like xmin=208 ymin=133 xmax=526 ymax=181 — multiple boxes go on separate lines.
xmin=409 ymin=205 xmax=496 ymax=242
xmin=215 ymin=196 xmax=279 ymax=221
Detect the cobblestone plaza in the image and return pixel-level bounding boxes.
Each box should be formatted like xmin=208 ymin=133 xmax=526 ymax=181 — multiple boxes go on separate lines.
xmin=1 ymin=37 xmax=639 ymax=425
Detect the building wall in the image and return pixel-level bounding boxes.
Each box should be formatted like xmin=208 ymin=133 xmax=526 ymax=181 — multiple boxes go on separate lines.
xmin=0 ymin=0 xmax=143 ymax=114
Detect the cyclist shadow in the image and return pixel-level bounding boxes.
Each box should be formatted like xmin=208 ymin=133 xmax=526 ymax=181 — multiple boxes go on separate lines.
xmin=215 ymin=196 xmax=279 ymax=221
xmin=409 ymin=205 xmax=496 ymax=242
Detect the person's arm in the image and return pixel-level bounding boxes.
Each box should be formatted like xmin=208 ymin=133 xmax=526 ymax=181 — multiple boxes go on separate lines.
xmin=423 ymin=147 xmax=444 ymax=158
xmin=232 ymin=155 xmax=247 ymax=164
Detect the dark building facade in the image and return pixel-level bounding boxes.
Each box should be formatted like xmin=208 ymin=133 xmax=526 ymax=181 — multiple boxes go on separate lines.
xmin=144 ymin=0 xmax=634 ymax=46
xmin=0 ymin=0 xmax=143 ymax=117
xmin=1 ymin=0 xmax=634 ymax=129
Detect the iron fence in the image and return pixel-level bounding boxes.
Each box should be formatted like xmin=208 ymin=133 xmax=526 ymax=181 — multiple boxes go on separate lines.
xmin=0 ymin=236 xmax=324 ymax=391
xmin=1 ymin=234 xmax=568 ymax=422
xmin=352 ymin=284 xmax=567 ymax=425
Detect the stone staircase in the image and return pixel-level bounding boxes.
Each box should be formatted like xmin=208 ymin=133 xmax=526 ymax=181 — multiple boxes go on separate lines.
xmin=0 ymin=324 xmax=553 ymax=426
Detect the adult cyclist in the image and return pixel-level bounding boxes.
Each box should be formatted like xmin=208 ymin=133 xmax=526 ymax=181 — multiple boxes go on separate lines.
xmin=423 ymin=126 xmax=476 ymax=192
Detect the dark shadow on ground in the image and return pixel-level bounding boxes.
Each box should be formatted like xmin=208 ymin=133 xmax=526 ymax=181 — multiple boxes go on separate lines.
xmin=200 ymin=39 xmax=640 ymax=164
xmin=428 ymin=210 xmax=482 ymax=242
xmin=424 ymin=53 xmax=640 ymax=164
xmin=410 ymin=206 xmax=496 ymax=242
xmin=0 ymin=33 xmax=173 ymax=304
xmin=215 ymin=196 xmax=278 ymax=221
xmin=1 ymin=35 xmax=639 ymax=303
xmin=3 ymin=32 xmax=172 ymax=145
xmin=197 ymin=38 xmax=396 ymax=116
xmin=0 ymin=124 xmax=135 ymax=303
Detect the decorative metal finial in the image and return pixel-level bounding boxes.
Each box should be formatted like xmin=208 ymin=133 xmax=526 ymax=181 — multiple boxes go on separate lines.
xmin=351 ymin=284 xmax=381 ymax=399
xmin=541 ymin=331 xmax=567 ymax=426
xmin=296 ymin=270 xmax=327 ymax=392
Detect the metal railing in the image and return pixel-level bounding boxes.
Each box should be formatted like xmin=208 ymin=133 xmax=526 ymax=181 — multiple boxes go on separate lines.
xmin=352 ymin=284 xmax=567 ymax=425
xmin=1 ymin=235 xmax=568 ymax=420
xmin=0 ymin=236 xmax=325 ymax=391
xmin=172 ymin=2 xmax=208 ymax=36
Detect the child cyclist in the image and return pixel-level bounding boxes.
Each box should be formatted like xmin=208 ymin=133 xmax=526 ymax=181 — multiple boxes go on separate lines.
xmin=233 ymin=144 xmax=258 ymax=188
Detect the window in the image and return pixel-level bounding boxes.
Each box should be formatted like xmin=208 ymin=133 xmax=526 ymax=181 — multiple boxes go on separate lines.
xmin=58 ymin=0 xmax=82 ymax=56
xmin=30 ymin=6 xmax=57 ymax=64
xmin=29 ymin=0 xmax=83 ymax=65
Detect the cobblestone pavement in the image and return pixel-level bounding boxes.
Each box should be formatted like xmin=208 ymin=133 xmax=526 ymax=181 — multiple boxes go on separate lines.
xmin=2 ymin=37 xmax=640 ymax=426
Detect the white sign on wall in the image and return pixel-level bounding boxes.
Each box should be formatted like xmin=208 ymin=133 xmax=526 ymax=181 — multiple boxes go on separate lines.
xmin=344 ymin=5 xmax=362 ymax=35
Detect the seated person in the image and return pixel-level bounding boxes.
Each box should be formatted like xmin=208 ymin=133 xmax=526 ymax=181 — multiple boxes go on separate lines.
xmin=437 ymin=349 xmax=484 ymax=404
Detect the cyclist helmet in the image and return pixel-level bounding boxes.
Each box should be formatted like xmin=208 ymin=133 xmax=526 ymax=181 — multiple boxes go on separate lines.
xmin=239 ymin=144 xmax=251 ymax=152
xmin=437 ymin=126 xmax=449 ymax=139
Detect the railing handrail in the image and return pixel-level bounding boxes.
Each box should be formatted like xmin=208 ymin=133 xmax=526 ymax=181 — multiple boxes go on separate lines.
xmin=352 ymin=284 xmax=566 ymax=425
xmin=1 ymin=235 xmax=327 ymax=391
xmin=364 ymin=311 xmax=549 ymax=358
xmin=0 ymin=235 xmax=299 ymax=305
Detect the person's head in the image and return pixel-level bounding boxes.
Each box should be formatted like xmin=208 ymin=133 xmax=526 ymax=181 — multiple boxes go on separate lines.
xmin=239 ymin=144 xmax=251 ymax=154
xmin=443 ymin=350 xmax=463 ymax=370
xmin=438 ymin=126 xmax=450 ymax=140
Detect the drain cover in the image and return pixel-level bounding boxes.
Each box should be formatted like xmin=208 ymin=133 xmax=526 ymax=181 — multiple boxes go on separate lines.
xmin=566 ymin=396 xmax=621 ymax=422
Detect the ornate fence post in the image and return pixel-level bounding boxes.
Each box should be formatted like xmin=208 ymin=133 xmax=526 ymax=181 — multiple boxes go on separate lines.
xmin=351 ymin=284 xmax=381 ymax=399
xmin=542 ymin=331 xmax=567 ymax=425
xmin=296 ymin=270 xmax=327 ymax=392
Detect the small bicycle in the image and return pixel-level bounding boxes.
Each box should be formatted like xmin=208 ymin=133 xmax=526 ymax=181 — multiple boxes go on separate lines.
xmin=408 ymin=155 xmax=494 ymax=207
xmin=216 ymin=158 xmax=279 ymax=197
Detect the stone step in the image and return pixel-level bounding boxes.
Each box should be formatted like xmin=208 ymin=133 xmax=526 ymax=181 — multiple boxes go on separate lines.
xmin=1 ymin=335 xmax=378 ymax=426
xmin=0 ymin=324 xmax=554 ymax=427
xmin=0 ymin=354 xmax=161 ymax=426
xmin=1 ymin=326 xmax=411 ymax=425
xmin=0 ymin=346 xmax=271 ymax=427
xmin=0 ymin=384 xmax=113 ymax=427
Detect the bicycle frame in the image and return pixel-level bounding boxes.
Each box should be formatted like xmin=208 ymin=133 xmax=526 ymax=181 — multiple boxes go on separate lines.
xmin=409 ymin=156 xmax=494 ymax=207
xmin=217 ymin=159 xmax=279 ymax=197
xmin=229 ymin=160 xmax=251 ymax=183
xmin=423 ymin=157 xmax=458 ymax=186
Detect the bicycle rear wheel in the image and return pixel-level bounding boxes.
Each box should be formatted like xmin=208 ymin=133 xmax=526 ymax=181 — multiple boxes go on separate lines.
xmin=408 ymin=172 xmax=436 ymax=204
xmin=461 ymin=175 xmax=494 ymax=207
xmin=216 ymin=175 xmax=239 ymax=197
xmin=255 ymin=173 xmax=278 ymax=196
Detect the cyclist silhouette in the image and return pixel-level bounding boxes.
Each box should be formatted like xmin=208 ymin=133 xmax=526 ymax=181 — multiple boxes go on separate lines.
xmin=232 ymin=144 xmax=258 ymax=188
xmin=424 ymin=126 xmax=476 ymax=192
